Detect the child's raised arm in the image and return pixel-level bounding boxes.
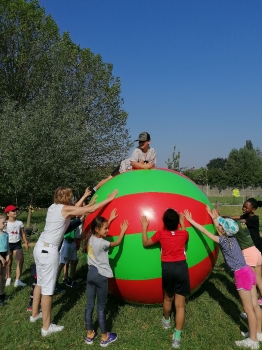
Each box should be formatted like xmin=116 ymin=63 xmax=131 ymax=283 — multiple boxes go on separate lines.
xmin=183 ymin=209 xmax=219 ymax=243
xmin=179 ymin=212 xmax=186 ymax=230
xmin=140 ymin=216 xmax=155 ymax=247
xmin=74 ymin=187 xmax=92 ymax=207
xmin=110 ymin=220 xmax=128 ymax=247
xmin=108 ymin=208 xmax=118 ymax=226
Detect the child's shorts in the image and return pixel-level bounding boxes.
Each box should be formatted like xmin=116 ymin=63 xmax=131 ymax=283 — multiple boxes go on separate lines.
xmin=0 ymin=251 xmax=7 ymax=265
xmin=234 ymin=265 xmax=256 ymax=291
xmin=9 ymin=240 xmax=22 ymax=252
xmin=242 ymin=246 xmax=262 ymax=267
xmin=59 ymin=240 xmax=78 ymax=264
xmin=162 ymin=260 xmax=191 ymax=297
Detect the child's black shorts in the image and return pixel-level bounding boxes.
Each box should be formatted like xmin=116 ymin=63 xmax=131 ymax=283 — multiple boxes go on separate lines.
xmin=162 ymin=260 xmax=190 ymax=297
xmin=0 ymin=251 xmax=7 ymax=265
xmin=9 ymin=240 xmax=22 ymax=252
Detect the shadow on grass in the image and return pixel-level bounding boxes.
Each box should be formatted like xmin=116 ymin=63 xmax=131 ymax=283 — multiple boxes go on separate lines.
xmin=205 ymin=279 xmax=245 ymax=328
xmin=52 ymin=263 xmax=88 ymax=323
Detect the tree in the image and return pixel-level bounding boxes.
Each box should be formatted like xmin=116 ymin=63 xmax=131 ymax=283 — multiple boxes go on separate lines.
xmin=0 ymin=0 xmax=60 ymax=107
xmin=165 ymin=145 xmax=186 ymax=172
xmin=245 ymin=140 xmax=254 ymax=150
xmin=226 ymin=146 xmax=262 ymax=189
xmin=183 ymin=167 xmax=208 ymax=186
xmin=206 ymin=158 xmax=227 ymax=170
xmin=0 ymin=0 xmax=132 ymax=225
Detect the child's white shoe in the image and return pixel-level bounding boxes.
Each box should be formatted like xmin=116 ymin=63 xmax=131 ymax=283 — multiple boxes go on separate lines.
xmin=235 ymin=338 xmax=259 ymax=349
xmin=241 ymin=331 xmax=262 ymax=342
xmin=5 ymin=278 xmax=11 ymax=286
xmin=14 ymin=279 xmax=26 ymax=287
xmin=30 ymin=312 xmax=42 ymax=322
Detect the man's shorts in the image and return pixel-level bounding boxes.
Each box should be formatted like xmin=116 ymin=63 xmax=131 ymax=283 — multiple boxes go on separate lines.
xmin=162 ymin=260 xmax=191 ymax=297
xmin=33 ymin=240 xmax=59 ymax=295
xmin=59 ymin=240 xmax=78 ymax=264
xmin=242 ymin=246 xmax=262 ymax=267
xmin=9 ymin=240 xmax=22 ymax=252
xmin=235 ymin=265 xmax=256 ymax=291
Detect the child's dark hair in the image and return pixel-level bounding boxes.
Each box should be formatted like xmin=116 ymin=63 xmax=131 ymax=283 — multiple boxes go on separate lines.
xmin=82 ymin=216 xmax=108 ymax=253
xmin=163 ymin=209 xmax=179 ymax=231
xmin=247 ymin=198 xmax=262 ymax=210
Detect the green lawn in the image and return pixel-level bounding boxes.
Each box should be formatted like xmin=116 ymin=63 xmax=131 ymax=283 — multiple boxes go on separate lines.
xmin=1 ymin=205 xmax=262 ymax=349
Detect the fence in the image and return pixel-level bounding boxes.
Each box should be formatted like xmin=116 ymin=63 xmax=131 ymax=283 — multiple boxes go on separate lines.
xmin=197 ymin=185 xmax=262 ymax=198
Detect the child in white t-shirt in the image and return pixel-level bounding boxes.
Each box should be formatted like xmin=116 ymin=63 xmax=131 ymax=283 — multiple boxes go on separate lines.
xmin=4 ymin=205 xmax=29 ymax=287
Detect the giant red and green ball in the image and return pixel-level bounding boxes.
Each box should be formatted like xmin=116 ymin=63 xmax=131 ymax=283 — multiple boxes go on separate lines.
xmin=83 ymin=168 xmax=218 ymax=304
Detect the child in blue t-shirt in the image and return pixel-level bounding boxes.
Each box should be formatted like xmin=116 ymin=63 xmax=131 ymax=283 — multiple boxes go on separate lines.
xmin=0 ymin=214 xmax=9 ymax=305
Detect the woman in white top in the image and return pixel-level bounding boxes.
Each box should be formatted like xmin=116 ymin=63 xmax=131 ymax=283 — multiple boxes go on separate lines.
xmin=30 ymin=186 xmax=118 ymax=337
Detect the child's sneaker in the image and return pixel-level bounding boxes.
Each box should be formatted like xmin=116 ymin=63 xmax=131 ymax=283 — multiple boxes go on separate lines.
xmin=62 ymin=278 xmax=68 ymax=285
xmin=240 ymin=312 xmax=248 ymax=320
xmin=41 ymin=323 xmax=64 ymax=337
xmin=241 ymin=331 xmax=262 ymax=341
xmin=14 ymin=279 xmax=26 ymax=287
xmin=100 ymin=332 xmax=118 ymax=347
xmin=172 ymin=339 xmax=181 ymax=348
xmin=235 ymin=338 xmax=259 ymax=349
xmin=30 ymin=312 xmax=42 ymax=322
xmin=258 ymin=298 xmax=262 ymax=306
xmin=5 ymin=278 xmax=11 ymax=286
xmin=161 ymin=316 xmax=171 ymax=329
xmin=85 ymin=330 xmax=98 ymax=345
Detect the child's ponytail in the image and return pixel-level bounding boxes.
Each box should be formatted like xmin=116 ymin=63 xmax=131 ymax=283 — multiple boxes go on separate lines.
xmin=82 ymin=230 xmax=92 ymax=254
xmin=82 ymin=216 xmax=108 ymax=253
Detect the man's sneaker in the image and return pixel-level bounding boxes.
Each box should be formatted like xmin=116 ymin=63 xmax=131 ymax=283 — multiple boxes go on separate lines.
xmin=240 ymin=312 xmax=248 ymax=320
xmin=235 ymin=338 xmax=259 ymax=349
xmin=85 ymin=330 xmax=98 ymax=345
xmin=258 ymin=298 xmax=262 ymax=306
xmin=172 ymin=339 xmax=181 ymax=348
xmin=161 ymin=316 xmax=171 ymax=329
xmin=100 ymin=332 xmax=118 ymax=347
xmin=5 ymin=278 xmax=11 ymax=286
xmin=41 ymin=323 xmax=64 ymax=337
xmin=14 ymin=279 xmax=26 ymax=287
xmin=30 ymin=312 xmax=42 ymax=322
xmin=27 ymin=306 xmax=32 ymax=312
xmin=241 ymin=331 xmax=262 ymax=341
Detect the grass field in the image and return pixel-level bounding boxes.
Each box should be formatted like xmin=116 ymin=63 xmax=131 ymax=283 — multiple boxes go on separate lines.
xmin=1 ymin=205 xmax=262 ymax=349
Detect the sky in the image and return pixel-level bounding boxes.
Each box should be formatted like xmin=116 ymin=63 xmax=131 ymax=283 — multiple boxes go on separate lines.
xmin=39 ymin=0 xmax=262 ymax=168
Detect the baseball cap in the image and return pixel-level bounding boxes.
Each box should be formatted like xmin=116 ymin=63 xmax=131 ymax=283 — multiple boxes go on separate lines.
xmin=217 ymin=217 xmax=239 ymax=236
xmin=135 ymin=132 xmax=150 ymax=142
xmin=4 ymin=205 xmax=19 ymax=213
